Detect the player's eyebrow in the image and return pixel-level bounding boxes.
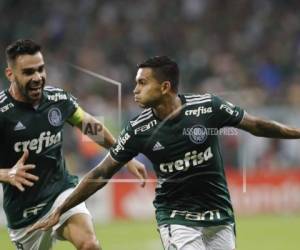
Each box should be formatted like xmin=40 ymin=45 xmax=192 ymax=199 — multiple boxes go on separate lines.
xmin=21 ymin=64 xmax=45 ymax=74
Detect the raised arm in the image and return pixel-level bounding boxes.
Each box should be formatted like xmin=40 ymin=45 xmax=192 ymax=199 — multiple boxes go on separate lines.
xmin=69 ymin=107 xmax=116 ymax=149
xmin=68 ymin=107 xmax=147 ymax=185
xmin=236 ymin=112 xmax=300 ymax=139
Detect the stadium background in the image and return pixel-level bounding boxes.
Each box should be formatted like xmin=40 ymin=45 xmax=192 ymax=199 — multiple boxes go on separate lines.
xmin=0 ymin=0 xmax=300 ymax=249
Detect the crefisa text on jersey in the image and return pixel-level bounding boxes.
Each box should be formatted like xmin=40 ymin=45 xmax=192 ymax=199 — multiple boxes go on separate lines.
xmin=185 ymin=106 xmax=212 ymax=117
xmin=112 ymin=132 xmax=131 ymax=154
xmin=159 ymin=147 xmax=213 ymax=173
xmin=14 ymin=131 xmax=62 ymax=154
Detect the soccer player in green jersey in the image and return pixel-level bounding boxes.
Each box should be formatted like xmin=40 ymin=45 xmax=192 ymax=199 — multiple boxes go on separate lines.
xmin=0 ymin=39 xmax=147 ymax=250
xmin=29 ymin=56 xmax=300 ymax=249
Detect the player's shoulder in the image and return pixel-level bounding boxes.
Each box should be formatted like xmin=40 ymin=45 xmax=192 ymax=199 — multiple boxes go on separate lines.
xmin=183 ymin=93 xmax=214 ymax=106
xmin=44 ymin=85 xmax=67 ymax=94
xmin=129 ymin=108 xmax=154 ymax=128
xmin=0 ymin=89 xmax=15 ymax=114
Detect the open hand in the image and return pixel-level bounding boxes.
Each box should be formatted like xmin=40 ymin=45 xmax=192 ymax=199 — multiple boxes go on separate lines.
xmin=8 ymin=150 xmax=39 ymax=191
xmin=126 ymin=159 xmax=147 ymax=187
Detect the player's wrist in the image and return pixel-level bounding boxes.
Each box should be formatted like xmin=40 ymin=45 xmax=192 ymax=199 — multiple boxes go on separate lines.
xmin=55 ymin=205 xmax=64 ymax=216
xmin=0 ymin=169 xmax=10 ymax=183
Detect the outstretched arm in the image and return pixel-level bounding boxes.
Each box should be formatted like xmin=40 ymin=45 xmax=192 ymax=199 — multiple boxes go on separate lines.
xmin=236 ymin=112 xmax=300 ymax=139
xmin=70 ymin=108 xmax=116 ymax=149
xmin=27 ymin=153 xmax=124 ymax=233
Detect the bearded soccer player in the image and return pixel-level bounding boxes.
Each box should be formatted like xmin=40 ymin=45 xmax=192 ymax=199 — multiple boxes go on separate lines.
xmin=0 ymin=39 xmax=147 ymax=250
xmin=28 ymin=56 xmax=300 ymax=250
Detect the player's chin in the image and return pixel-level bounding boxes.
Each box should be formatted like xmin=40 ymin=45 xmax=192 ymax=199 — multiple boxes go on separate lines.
xmin=27 ymin=91 xmax=43 ymax=103
xmin=137 ymin=103 xmax=146 ymax=108
xmin=135 ymin=100 xmax=146 ymax=108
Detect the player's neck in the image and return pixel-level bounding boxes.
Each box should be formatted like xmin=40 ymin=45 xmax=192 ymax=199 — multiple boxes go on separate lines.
xmin=153 ymin=94 xmax=182 ymax=121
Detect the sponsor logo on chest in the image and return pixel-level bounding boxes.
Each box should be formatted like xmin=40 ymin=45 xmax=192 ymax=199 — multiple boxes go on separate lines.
xmin=185 ymin=106 xmax=212 ymax=117
xmin=47 ymin=93 xmax=67 ymax=101
xmin=14 ymin=131 xmax=62 ymax=154
xmin=159 ymin=147 xmax=213 ymax=173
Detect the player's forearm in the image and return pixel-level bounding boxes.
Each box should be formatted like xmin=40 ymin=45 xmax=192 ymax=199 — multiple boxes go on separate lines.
xmin=100 ymin=126 xmax=116 ymax=148
xmin=0 ymin=169 xmax=9 ymax=183
xmin=79 ymin=114 xmax=116 ymax=149
xmin=58 ymin=154 xmax=122 ymax=214
xmin=256 ymin=120 xmax=300 ymax=138
xmin=245 ymin=119 xmax=300 ymax=138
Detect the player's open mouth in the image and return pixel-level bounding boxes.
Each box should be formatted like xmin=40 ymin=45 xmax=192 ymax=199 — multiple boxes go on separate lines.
xmin=28 ymin=86 xmax=43 ymax=96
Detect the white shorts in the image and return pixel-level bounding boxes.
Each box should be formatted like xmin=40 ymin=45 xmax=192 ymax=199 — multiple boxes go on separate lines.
xmin=159 ymin=224 xmax=236 ymax=250
xmin=8 ymin=188 xmax=91 ymax=250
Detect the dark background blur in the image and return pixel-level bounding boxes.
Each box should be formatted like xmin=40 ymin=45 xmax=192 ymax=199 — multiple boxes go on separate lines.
xmin=1 ymin=0 xmax=300 ymax=172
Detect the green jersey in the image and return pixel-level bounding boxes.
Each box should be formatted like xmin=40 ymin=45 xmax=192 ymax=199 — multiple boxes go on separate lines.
xmin=110 ymin=94 xmax=244 ymax=227
xmin=0 ymin=86 xmax=79 ymax=229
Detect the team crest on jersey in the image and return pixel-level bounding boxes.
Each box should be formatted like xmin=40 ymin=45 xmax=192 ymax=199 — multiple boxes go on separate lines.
xmin=48 ymin=107 xmax=62 ymax=126
xmin=184 ymin=124 xmax=207 ymax=144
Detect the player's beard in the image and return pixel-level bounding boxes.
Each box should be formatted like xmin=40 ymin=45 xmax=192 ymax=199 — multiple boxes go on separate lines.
xmin=15 ymin=77 xmax=46 ymax=104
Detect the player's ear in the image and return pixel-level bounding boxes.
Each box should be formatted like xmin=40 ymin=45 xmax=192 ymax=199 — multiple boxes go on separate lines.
xmin=5 ymin=67 xmax=14 ymax=82
xmin=161 ymin=81 xmax=171 ymax=94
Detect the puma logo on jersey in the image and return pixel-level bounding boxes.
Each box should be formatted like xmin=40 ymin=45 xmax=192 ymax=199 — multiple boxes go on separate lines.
xmin=159 ymin=147 xmax=213 ymax=173
xmin=14 ymin=131 xmax=62 ymax=154
xmin=185 ymin=106 xmax=212 ymax=117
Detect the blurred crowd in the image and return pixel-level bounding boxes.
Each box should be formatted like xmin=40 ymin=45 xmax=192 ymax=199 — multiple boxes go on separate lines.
xmin=1 ymin=0 xmax=300 ymax=171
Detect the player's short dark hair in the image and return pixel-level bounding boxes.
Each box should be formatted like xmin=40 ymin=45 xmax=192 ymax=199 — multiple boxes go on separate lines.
xmin=6 ymin=39 xmax=41 ymax=64
xmin=137 ymin=56 xmax=179 ymax=92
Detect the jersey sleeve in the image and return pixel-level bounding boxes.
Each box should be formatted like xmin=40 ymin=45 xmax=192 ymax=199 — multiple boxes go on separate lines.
xmin=211 ymin=95 xmax=245 ymax=128
xmin=65 ymin=92 xmax=79 ymax=119
xmin=109 ymin=123 xmax=139 ymax=163
xmin=0 ymin=115 xmax=5 ymax=166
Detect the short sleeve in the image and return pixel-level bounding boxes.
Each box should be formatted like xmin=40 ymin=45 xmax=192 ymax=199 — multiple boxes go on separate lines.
xmin=65 ymin=92 xmax=79 ymax=118
xmin=211 ymin=95 xmax=245 ymax=128
xmin=110 ymin=123 xmax=139 ymax=163
xmin=0 ymin=115 xmax=4 ymax=166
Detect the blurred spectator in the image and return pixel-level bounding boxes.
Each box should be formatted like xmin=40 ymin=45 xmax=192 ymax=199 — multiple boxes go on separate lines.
xmin=1 ymin=0 xmax=300 ymax=170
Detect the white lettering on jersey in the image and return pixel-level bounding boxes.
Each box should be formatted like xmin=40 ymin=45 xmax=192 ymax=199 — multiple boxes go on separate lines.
xmin=185 ymin=106 xmax=212 ymax=117
xmin=159 ymin=147 xmax=213 ymax=173
xmin=112 ymin=132 xmax=131 ymax=154
xmin=0 ymin=103 xmax=14 ymax=113
xmin=220 ymin=104 xmax=239 ymax=117
xmin=47 ymin=93 xmax=67 ymax=101
xmin=134 ymin=119 xmax=157 ymax=134
xmin=170 ymin=209 xmax=221 ymax=221
xmin=23 ymin=203 xmax=47 ymax=218
xmin=14 ymin=131 xmax=62 ymax=154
